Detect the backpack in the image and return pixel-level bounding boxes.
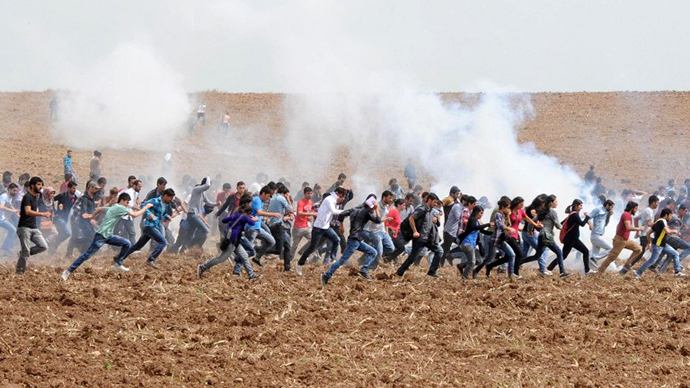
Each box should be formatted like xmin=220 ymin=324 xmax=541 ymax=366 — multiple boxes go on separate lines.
xmin=400 ymin=216 xmax=414 ymax=241
xmin=559 ymin=212 xmax=578 ymax=244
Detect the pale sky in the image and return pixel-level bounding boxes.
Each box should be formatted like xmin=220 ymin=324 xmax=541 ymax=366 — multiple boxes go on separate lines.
xmin=2 ymin=0 xmax=689 ymax=92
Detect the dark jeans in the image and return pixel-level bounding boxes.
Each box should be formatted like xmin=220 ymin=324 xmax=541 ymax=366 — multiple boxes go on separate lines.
xmin=521 ymin=234 xmax=565 ymax=275
xmin=441 ymin=231 xmax=456 ymax=264
xmin=298 ymin=227 xmax=340 ymax=266
xmin=68 ymin=233 xmax=131 ymax=272
xmin=487 ymin=237 xmax=523 ymax=275
xmin=396 ymin=239 xmax=444 ymax=276
xmin=555 ymin=238 xmax=590 ymax=273
xmin=118 ymin=225 xmax=167 ymax=264
xmin=49 ymin=217 xmax=71 ymax=254
xmin=384 ymin=231 xmax=406 ymax=263
xmin=67 ymin=219 xmax=95 ymax=256
xmin=269 ymin=223 xmax=292 ymax=270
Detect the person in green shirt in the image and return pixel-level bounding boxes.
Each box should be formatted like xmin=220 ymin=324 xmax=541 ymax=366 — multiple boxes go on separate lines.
xmin=61 ymin=193 xmax=152 ymax=280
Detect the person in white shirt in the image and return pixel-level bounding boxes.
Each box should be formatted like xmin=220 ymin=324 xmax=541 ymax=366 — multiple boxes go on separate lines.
xmin=197 ymin=103 xmax=206 ymax=126
xmin=294 ymin=187 xmax=347 ymax=275
xmin=114 ymin=179 xmax=142 ymax=245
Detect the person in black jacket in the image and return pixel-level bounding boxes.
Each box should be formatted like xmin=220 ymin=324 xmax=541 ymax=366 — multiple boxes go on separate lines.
xmin=321 ymin=195 xmax=381 ymax=286
xmin=395 ymin=193 xmax=444 ymax=278
xmin=547 ymin=198 xmax=593 ymax=274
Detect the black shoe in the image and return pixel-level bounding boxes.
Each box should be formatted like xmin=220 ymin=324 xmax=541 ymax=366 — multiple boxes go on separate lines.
xmin=249 ymin=274 xmax=261 ymax=281
xmin=427 ymin=272 xmax=440 ymax=278
xmin=321 ymin=273 xmax=329 ymax=286
xmin=252 ymin=257 xmax=263 ymax=267
xmin=560 ymin=272 xmax=573 ymax=278
xmin=358 ymin=271 xmax=373 ymax=281
xmin=456 ymin=264 xmax=463 ymax=274
xmin=197 ymin=265 xmax=204 ymax=279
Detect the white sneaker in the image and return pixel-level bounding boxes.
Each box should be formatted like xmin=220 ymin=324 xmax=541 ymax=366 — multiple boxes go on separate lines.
xmin=295 ymin=265 xmax=303 ymax=276
xmin=112 ymin=264 xmax=130 ymax=272
xmin=60 ymin=270 xmax=71 ymax=281
xmin=675 ymin=272 xmax=688 ymax=278
xmin=541 ymin=270 xmax=553 ymax=276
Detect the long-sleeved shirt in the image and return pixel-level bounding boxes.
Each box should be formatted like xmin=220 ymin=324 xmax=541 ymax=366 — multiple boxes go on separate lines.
xmin=338 ymin=207 xmax=381 ymax=241
xmin=187 ymin=180 xmax=211 ymax=214
xmin=267 ymin=194 xmax=293 ymax=227
xmin=71 ymin=194 xmax=96 ymax=231
xmin=589 ymin=206 xmax=609 ymax=235
xmin=410 ymin=204 xmax=435 ymax=243
xmin=143 ymin=197 xmax=171 ymax=229
xmin=443 ymin=202 xmax=464 ymax=236
xmin=314 ymin=194 xmax=343 ymax=230
xmin=540 ymin=209 xmax=561 ymax=239
xmin=222 ymin=213 xmax=256 ymax=245
xmin=459 ymin=217 xmax=492 ymax=246
xmin=490 ymin=211 xmax=506 ymax=247
xmin=561 ymin=212 xmax=590 ymax=241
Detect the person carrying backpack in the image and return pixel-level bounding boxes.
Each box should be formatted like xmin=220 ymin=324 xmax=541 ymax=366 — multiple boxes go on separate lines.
xmin=548 ymin=199 xmax=593 ymax=274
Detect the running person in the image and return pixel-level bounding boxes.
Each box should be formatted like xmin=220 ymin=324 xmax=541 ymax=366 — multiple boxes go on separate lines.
xmin=635 ymin=208 xmax=687 ymax=278
xmin=15 ymin=177 xmax=50 ymax=274
xmin=61 ymin=193 xmax=153 ymax=280
xmin=549 ymin=199 xmax=593 ymax=274
xmin=598 ymin=201 xmax=644 ymax=274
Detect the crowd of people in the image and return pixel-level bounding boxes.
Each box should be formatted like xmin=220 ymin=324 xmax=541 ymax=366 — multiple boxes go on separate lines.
xmin=3 ymin=153 xmax=690 ymax=286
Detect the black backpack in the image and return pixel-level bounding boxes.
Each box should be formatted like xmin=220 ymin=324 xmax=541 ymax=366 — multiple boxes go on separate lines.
xmin=399 ymin=215 xmax=414 ymax=241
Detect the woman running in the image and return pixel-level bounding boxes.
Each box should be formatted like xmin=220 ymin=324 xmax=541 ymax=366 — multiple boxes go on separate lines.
xmin=518 ymin=195 xmax=571 ymax=278
xmin=509 ymin=196 xmax=542 ymax=276
xmin=455 ymin=206 xmax=493 ymax=279
xmin=547 ymin=199 xmax=592 ymax=274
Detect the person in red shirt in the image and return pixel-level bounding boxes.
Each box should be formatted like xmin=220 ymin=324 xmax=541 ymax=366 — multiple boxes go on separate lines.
xmin=290 ymin=187 xmax=318 ymax=258
xmin=383 ymin=199 xmax=406 ymax=264
xmin=598 ymin=201 xmax=644 ymax=274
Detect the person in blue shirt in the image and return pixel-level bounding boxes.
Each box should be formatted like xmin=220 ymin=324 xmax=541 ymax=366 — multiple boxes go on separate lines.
xmin=267 ymin=185 xmax=295 ymax=271
xmin=116 ymin=189 xmax=176 ymax=270
xmin=588 ymin=199 xmax=615 ymax=271
xmin=246 ymin=186 xmax=281 ymax=267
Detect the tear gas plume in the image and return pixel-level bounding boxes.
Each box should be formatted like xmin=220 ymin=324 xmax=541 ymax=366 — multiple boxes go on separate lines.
xmin=53 ymin=41 xmax=190 ymax=151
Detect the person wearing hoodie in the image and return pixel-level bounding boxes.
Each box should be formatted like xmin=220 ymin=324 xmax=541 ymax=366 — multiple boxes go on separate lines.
xmin=321 ymin=194 xmax=382 ymax=286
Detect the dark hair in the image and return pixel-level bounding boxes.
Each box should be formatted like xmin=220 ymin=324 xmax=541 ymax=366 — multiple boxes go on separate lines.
xmin=303 ymin=186 xmax=313 ymax=194
xmin=7 ymin=183 xmax=18 ymax=190
xmin=67 ymin=181 xmax=76 ymax=189
xmin=624 ymin=201 xmax=638 ymax=213
xmin=427 ymin=193 xmax=440 ymax=202
xmin=460 ymin=194 xmax=469 ymax=204
xmin=510 ymin=196 xmax=524 ymax=210
xmin=388 ymin=178 xmax=397 ymax=185
xmin=565 ymin=199 xmax=583 ymax=213
xmin=648 ymin=195 xmax=659 ymax=206
xmin=239 ymin=194 xmax=253 ymax=206
xmin=470 ymin=205 xmax=484 ymax=218
xmin=537 ymin=195 xmax=557 ymax=220
xmin=162 ymin=188 xmax=175 ymax=197
xmin=118 ymin=192 xmax=131 ymax=203
xmin=128 ymin=175 xmax=136 ymax=183
xmin=334 ymin=187 xmax=346 ymax=196
xmin=94 ymin=150 xmax=102 ymax=157
xmin=260 ymin=186 xmax=272 ymax=195
xmin=240 ymin=204 xmax=253 ymax=214
xmin=382 ymin=190 xmax=393 ymax=198
xmin=450 ymin=186 xmax=460 ymax=195
xmin=338 ymin=173 xmax=347 ymax=180
xmin=660 ymin=208 xmax=673 ymax=218
xmin=604 ymin=199 xmax=615 ymax=207
xmin=679 ymin=204 xmax=687 ymax=211
xmin=277 ymin=185 xmax=290 ymax=194
xmin=394 ymin=199 xmax=405 ymax=207
xmin=97 ymin=177 xmax=107 ymax=185
xmin=497 ymin=199 xmax=510 ymax=209
xmin=29 ymin=176 xmax=43 ymax=187
xmin=302 ymin=181 xmax=309 ymax=188
xmin=405 ymin=193 xmax=415 ymax=201
xmin=314 ymin=184 xmax=321 ymax=190
xmin=133 ymin=180 xmax=142 ymax=187
xmin=222 ymin=183 xmax=232 ymax=190
xmin=236 ymin=181 xmax=245 ymax=187
xmin=467 ymin=196 xmax=477 ymax=205
xmin=666 ymin=198 xmax=676 ymax=206
xmin=157 ymin=177 xmax=167 ymax=186
xmin=267 ymin=181 xmax=277 ymax=191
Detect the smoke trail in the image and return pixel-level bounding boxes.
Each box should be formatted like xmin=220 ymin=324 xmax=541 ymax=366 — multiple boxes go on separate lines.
xmin=53 ymin=41 xmax=190 ymax=151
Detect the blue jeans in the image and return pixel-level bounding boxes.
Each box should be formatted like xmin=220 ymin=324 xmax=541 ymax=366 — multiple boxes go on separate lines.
xmin=187 ymin=213 xmax=209 ymax=248
xmin=200 ymin=242 xmax=255 ymax=277
xmin=656 ymin=237 xmax=690 ymax=273
xmin=362 ymin=230 xmax=395 ymax=270
xmin=68 ymin=233 xmax=131 ymax=272
xmin=637 ymin=244 xmax=681 ymax=275
xmin=521 ymin=231 xmax=545 ymax=272
xmin=118 ymin=225 xmax=167 ymax=264
xmin=521 ymin=235 xmax=564 ymax=274
xmin=246 ymin=226 xmax=276 ymax=259
xmin=324 ymin=238 xmax=377 ymax=279
xmin=50 ymin=217 xmax=71 ymax=253
xmin=298 ymin=227 xmax=340 ymax=266
xmin=0 ymin=218 xmax=17 ymax=252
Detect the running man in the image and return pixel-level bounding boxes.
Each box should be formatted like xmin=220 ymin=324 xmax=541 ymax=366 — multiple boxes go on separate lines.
xmin=598 ymin=201 xmax=644 ymax=274
xmin=16 ymin=177 xmax=50 ymax=274
xmin=61 ymin=193 xmax=153 ymax=280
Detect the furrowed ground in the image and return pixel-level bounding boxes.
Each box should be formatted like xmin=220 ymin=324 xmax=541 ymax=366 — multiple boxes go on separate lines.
xmin=1 ymin=252 xmax=689 ymax=387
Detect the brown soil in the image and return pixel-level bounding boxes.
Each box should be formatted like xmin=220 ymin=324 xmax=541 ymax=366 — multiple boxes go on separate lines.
xmin=1 ymin=256 xmax=690 ymax=387
xmin=2 ymin=91 xmax=690 ymax=387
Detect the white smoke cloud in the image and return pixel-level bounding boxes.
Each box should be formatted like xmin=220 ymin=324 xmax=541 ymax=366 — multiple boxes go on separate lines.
xmin=53 ymin=41 xmax=190 ymax=151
